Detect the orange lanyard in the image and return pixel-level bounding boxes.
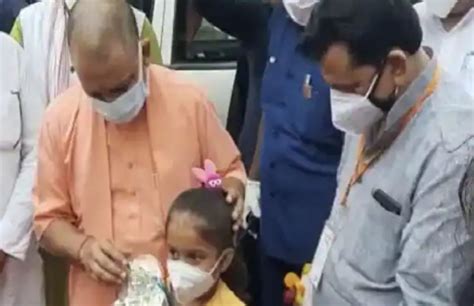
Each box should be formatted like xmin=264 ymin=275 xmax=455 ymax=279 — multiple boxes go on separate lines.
xmin=340 ymin=65 xmax=441 ymax=206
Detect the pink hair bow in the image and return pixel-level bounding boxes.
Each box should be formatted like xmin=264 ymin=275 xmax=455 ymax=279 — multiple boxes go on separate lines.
xmin=192 ymin=160 xmax=222 ymax=189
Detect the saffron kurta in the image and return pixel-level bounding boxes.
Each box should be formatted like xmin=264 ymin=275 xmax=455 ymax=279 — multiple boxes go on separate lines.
xmin=33 ymin=65 xmax=246 ymax=306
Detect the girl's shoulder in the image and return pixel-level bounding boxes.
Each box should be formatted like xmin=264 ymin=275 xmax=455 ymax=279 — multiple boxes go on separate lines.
xmin=205 ymin=281 xmax=245 ymax=306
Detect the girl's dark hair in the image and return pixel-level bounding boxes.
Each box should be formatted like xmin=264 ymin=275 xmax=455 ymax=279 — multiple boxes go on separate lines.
xmin=166 ymin=188 xmax=249 ymax=302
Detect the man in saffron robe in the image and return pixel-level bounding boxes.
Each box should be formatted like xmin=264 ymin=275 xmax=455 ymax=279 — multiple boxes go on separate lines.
xmin=33 ymin=1 xmax=245 ymax=305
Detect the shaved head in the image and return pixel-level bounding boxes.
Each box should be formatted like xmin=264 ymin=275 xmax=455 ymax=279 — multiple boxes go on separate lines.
xmin=67 ymin=0 xmax=151 ymax=103
xmin=67 ymin=0 xmax=138 ymax=60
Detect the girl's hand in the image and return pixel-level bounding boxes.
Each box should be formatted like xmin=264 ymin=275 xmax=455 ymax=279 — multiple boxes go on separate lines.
xmin=221 ymin=177 xmax=245 ymax=231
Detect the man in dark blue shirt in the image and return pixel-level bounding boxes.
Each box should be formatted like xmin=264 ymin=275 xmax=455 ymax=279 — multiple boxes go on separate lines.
xmin=254 ymin=4 xmax=343 ymax=306
xmin=193 ymin=1 xmax=343 ymax=305
xmin=193 ymin=0 xmax=270 ymax=170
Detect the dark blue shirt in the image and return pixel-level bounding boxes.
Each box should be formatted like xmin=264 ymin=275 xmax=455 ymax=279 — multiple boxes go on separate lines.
xmin=194 ymin=0 xmax=270 ymax=169
xmin=0 ymin=0 xmax=32 ymax=33
xmin=259 ymin=6 xmax=343 ymax=263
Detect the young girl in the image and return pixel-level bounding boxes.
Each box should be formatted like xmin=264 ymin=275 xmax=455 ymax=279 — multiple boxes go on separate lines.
xmin=165 ymin=188 xmax=247 ymax=306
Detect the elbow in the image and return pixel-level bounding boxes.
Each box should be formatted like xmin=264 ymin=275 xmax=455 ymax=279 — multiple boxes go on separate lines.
xmin=33 ymin=217 xmax=54 ymax=247
xmin=35 ymin=219 xmax=63 ymax=257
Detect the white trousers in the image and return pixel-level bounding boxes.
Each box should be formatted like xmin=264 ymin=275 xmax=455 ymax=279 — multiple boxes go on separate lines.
xmin=0 ymin=245 xmax=44 ymax=306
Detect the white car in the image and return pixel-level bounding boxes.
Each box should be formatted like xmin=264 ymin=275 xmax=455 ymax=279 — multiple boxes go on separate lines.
xmin=150 ymin=0 xmax=238 ymax=125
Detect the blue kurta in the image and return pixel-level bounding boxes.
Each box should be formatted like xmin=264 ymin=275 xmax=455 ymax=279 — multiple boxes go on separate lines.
xmin=259 ymin=6 xmax=343 ymax=264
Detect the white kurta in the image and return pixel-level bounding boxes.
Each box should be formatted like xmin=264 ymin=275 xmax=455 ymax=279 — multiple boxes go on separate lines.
xmin=415 ymin=3 xmax=474 ymax=96
xmin=0 ymin=33 xmax=44 ymax=306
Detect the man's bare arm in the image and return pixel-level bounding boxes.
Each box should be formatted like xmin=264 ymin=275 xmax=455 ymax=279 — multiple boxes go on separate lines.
xmin=41 ymin=220 xmax=128 ymax=284
xmin=40 ymin=220 xmax=88 ymax=260
xmin=34 ymin=103 xmax=127 ymax=284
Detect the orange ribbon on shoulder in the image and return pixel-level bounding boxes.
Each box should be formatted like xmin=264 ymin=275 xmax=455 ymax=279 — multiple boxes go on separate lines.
xmin=340 ymin=65 xmax=441 ymax=206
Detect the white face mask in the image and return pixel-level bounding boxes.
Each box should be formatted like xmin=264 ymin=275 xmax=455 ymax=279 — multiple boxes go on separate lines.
xmin=330 ymin=74 xmax=384 ymax=135
xmin=91 ymin=49 xmax=148 ymax=124
xmin=424 ymin=0 xmax=458 ymax=18
xmin=283 ymin=0 xmax=320 ymax=26
xmin=167 ymin=253 xmax=228 ymax=305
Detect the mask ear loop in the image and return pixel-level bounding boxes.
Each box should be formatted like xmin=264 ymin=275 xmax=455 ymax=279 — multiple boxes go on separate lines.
xmin=137 ymin=43 xmax=144 ymax=82
xmin=365 ymin=72 xmax=380 ymax=98
xmin=209 ymin=248 xmax=234 ymax=276
xmin=367 ymin=56 xmax=404 ymax=108
xmin=210 ymin=254 xmax=224 ymax=274
xmin=394 ymin=86 xmax=400 ymax=97
xmin=366 ymin=57 xmax=392 ymax=99
xmin=137 ymin=43 xmax=151 ymax=98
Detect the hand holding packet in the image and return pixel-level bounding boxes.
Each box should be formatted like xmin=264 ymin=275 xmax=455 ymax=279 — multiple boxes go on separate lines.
xmin=114 ymin=255 xmax=172 ymax=306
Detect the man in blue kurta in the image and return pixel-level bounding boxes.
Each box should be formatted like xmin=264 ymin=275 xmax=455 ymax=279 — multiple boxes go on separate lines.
xmin=251 ymin=4 xmax=343 ymax=306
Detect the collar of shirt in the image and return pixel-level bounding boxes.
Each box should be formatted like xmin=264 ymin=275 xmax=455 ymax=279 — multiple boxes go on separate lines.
xmin=365 ymin=58 xmax=438 ymax=149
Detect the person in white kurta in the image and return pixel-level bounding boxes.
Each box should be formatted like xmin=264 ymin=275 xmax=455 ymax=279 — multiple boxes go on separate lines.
xmin=415 ymin=0 xmax=474 ymax=95
xmin=0 ymin=33 xmax=45 ymax=306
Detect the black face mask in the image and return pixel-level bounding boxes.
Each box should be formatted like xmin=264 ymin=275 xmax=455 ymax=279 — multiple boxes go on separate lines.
xmin=369 ymin=90 xmax=398 ymax=113
xmin=368 ymin=61 xmax=399 ymax=113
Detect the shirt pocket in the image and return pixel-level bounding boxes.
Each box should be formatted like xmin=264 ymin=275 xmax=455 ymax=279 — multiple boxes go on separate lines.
xmin=286 ymin=72 xmax=334 ymax=143
xmin=0 ymin=92 xmax=21 ymax=150
xmin=340 ymin=196 xmax=404 ymax=283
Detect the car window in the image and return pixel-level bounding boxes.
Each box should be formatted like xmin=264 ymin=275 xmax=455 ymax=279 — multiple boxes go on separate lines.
xmin=172 ymin=0 xmax=239 ymax=64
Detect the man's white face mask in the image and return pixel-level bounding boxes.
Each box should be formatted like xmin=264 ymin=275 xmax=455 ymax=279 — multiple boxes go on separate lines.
xmin=283 ymin=0 xmax=320 ymax=26
xmin=91 ymin=47 xmax=148 ymax=124
xmin=424 ymin=0 xmax=458 ymax=18
xmin=330 ymin=74 xmax=384 ymax=135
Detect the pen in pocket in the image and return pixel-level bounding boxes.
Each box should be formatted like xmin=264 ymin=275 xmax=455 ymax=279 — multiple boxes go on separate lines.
xmin=372 ymin=189 xmax=402 ymax=216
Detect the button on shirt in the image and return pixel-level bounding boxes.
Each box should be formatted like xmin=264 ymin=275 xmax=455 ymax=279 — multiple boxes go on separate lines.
xmin=416 ymin=4 xmax=474 ymax=95
xmin=312 ymin=60 xmax=474 ymax=305
xmin=259 ymin=6 xmax=343 ymax=263
xmin=107 ymin=109 xmax=165 ymax=259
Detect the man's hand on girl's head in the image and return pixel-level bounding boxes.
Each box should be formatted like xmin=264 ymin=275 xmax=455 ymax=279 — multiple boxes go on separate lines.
xmin=221 ymin=177 xmax=245 ymax=231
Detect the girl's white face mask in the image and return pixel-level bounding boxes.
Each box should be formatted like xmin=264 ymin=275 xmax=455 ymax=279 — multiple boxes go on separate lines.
xmin=424 ymin=0 xmax=458 ymax=18
xmin=282 ymin=0 xmax=320 ymax=26
xmin=167 ymin=252 xmax=228 ymax=305
xmin=329 ymin=74 xmax=384 ymax=135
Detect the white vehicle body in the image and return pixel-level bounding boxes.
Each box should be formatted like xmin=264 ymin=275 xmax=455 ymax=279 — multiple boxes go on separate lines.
xmin=151 ymin=0 xmax=238 ymax=125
